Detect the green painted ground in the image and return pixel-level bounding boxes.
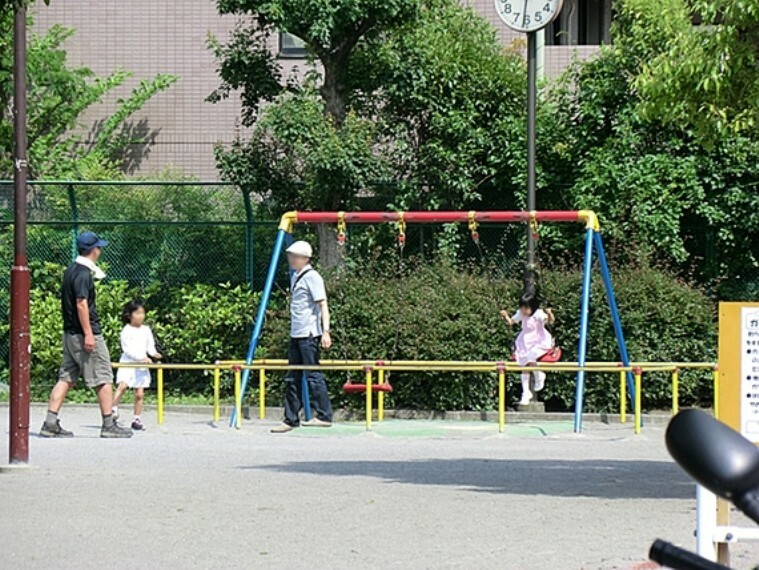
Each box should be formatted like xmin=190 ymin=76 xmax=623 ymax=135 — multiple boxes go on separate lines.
xmin=290 ymin=419 xmax=576 ymax=438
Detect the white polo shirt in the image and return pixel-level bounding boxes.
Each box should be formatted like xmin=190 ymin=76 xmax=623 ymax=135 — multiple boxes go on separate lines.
xmin=290 ymin=264 xmax=327 ymax=338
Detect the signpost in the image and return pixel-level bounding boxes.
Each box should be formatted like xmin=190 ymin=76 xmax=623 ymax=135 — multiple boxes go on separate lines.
xmin=718 ymin=302 xmax=759 ymax=441
xmin=494 ymin=0 xmax=563 ymax=292
xmin=9 ymin=3 xmax=31 ymax=465
xmin=710 ymin=301 xmax=759 ymax=564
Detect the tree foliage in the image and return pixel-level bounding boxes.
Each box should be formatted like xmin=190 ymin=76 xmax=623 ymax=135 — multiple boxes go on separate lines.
xmin=536 ymin=0 xmax=759 ymax=289
xmin=211 ymin=0 xmax=420 ymax=125
xmin=632 ymin=0 xmax=759 ymax=141
xmin=0 ymin=6 xmax=177 ymax=178
xmin=351 ymin=0 xmax=527 ymax=210
xmin=215 ymin=0 xmax=527 ymax=221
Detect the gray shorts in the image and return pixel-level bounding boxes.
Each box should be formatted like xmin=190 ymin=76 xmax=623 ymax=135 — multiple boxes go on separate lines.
xmin=58 ymin=333 xmax=113 ymax=388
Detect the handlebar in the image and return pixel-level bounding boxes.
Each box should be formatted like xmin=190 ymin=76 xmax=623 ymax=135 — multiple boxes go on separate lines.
xmin=649 ymin=540 xmax=730 ymax=570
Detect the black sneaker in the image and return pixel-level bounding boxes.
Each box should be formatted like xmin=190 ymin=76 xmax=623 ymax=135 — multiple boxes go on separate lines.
xmin=131 ymin=419 xmax=145 ymax=431
xmin=40 ymin=420 xmax=74 ymax=438
xmin=101 ymin=420 xmax=133 ymax=439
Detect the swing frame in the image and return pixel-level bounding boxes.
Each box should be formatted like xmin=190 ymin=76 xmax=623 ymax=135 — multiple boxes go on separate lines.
xmin=231 ymin=210 xmax=634 ymax=433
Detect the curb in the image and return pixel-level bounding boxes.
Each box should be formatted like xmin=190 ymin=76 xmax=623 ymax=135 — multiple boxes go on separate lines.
xmin=1 ymin=402 xmax=680 ymax=425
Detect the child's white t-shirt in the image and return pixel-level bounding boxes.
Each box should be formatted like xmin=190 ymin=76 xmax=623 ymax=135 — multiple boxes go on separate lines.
xmin=119 ymin=324 xmax=157 ymax=363
xmin=116 ymin=324 xmax=157 ymax=387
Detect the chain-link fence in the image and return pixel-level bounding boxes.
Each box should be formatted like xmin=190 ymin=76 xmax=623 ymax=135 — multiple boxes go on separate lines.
xmin=0 ymin=180 xmax=532 ymax=371
xmin=0 ymin=180 xmax=281 ymax=289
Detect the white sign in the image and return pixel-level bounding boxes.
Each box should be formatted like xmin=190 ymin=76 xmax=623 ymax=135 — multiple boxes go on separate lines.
xmin=740 ymin=308 xmax=759 ymax=439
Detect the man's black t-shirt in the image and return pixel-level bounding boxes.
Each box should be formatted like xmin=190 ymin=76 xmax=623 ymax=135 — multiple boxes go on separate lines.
xmin=61 ymin=262 xmax=101 ymax=335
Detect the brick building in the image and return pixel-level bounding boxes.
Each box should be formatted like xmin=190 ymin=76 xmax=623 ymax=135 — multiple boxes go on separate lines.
xmin=34 ymin=0 xmax=612 ymax=180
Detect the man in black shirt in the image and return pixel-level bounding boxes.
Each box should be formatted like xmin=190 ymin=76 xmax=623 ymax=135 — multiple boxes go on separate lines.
xmin=40 ymin=232 xmax=132 ymax=438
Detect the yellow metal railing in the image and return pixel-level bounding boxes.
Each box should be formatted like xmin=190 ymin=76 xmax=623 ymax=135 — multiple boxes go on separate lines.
xmin=112 ymin=360 xmax=717 ymax=434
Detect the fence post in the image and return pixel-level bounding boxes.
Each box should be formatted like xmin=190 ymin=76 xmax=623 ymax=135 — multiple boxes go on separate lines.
xmin=233 ymin=365 xmax=242 ymax=430
xmin=497 ymin=362 xmax=506 ymax=434
xmin=213 ymin=365 xmax=220 ymax=423
xmin=157 ymin=367 xmax=164 ymax=425
xmin=378 ymin=368 xmax=385 ymax=422
xmin=672 ymin=368 xmax=679 ymax=416
xmin=619 ymin=369 xmax=626 ymax=424
xmin=67 ymin=183 xmax=78 ymax=261
xmin=242 ymin=188 xmax=254 ymax=290
xmin=259 ymin=368 xmax=266 ymax=420
xmin=634 ymin=367 xmax=642 ymax=435
xmin=364 ymin=366 xmax=373 ymax=432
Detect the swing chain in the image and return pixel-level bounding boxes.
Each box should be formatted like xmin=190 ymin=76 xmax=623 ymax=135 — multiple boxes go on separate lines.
xmin=529 ymin=210 xmax=539 ymax=241
xmin=468 ymin=210 xmax=480 ymax=243
xmin=337 ymin=211 xmax=347 ymax=246
xmin=396 ymin=213 xmax=407 ymax=250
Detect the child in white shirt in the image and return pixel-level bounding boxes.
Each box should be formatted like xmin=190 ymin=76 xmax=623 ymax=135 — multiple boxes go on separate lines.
xmin=112 ymin=300 xmax=161 ymax=430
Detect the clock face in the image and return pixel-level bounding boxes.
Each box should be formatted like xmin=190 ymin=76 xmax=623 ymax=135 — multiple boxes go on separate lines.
xmin=494 ymin=0 xmax=563 ymax=33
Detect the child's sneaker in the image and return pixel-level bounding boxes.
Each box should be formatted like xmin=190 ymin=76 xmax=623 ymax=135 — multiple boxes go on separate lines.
xmin=518 ymin=392 xmax=533 ymax=406
xmin=131 ymin=418 xmax=145 ymax=431
xmin=533 ymin=375 xmax=545 ymax=392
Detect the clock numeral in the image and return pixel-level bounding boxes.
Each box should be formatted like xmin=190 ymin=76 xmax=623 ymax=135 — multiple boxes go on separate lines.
xmin=535 ymin=11 xmax=542 ymax=22
xmin=512 ymin=12 xmax=520 ymax=23
xmin=523 ymin=14 xmax=531 ymax=26
xmin=503 ymin=2 xmax=511 ymax=13
xmin=543 ymin=2 xmax=551 ymax=11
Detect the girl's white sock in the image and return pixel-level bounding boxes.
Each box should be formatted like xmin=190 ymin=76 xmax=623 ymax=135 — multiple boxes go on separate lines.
xmin=533 ymin=371 xmax=546 ymax=392
xmin=520 ymin=373 xmax=532 ymax=401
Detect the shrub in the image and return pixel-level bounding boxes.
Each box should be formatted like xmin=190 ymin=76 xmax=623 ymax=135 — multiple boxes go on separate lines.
xmin=8 ymin=260 xmax=715 ymax=412
xmin=261 ymin=262 xmax=716 ymax=412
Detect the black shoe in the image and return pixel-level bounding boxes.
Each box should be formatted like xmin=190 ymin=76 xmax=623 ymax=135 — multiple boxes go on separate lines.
xmin=40 ymin=420 xmax=74 ymax=438
xmin=101 ymin=420 xmax=133 ymax=439
xmin=131 ymin=419 xmax=145 ymax=431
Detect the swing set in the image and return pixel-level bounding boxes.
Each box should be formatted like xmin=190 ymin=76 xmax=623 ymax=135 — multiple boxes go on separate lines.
xmin=230 ymin=210 xmax=634 ymax=433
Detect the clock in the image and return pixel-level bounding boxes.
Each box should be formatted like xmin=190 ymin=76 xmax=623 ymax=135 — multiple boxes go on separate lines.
xmin=494 ymin=0 xmax=563 ymax=33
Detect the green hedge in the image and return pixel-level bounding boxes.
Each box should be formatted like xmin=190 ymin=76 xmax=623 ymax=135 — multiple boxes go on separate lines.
xmin=261 ymin=263 xmax=716 ymax=412
xmin=7 ymin=261 xmax=715 ymax=411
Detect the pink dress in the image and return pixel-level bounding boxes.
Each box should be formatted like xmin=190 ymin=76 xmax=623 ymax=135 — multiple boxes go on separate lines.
xmin=512 ymin=309 xmax=554 ymax=365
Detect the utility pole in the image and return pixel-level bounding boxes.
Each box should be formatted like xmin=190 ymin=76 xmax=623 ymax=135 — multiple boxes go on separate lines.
xmin=525 ymin=30 xmax=537 ymax=295
xmin=494 ymin=0 xmax=562 ymax=295
xmin=9 ymin=2 xmax=31 ymax=465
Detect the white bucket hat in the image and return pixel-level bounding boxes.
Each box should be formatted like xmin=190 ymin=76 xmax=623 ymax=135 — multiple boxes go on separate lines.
xmin=286 ymin=240 xmax=313 ymax=258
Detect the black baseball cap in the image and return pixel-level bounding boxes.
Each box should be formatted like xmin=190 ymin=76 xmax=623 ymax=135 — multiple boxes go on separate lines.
xmin=76 ymin=231 xmax=109 ymax=252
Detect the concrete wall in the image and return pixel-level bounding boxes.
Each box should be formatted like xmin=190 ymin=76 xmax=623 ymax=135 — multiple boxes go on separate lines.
xmin=34 ymin=1 xmax=601 ymax=180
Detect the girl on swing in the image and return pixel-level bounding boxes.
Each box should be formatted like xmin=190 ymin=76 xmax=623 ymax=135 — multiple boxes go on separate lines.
xmin=500 ymin=292 xmax=555 ymax=405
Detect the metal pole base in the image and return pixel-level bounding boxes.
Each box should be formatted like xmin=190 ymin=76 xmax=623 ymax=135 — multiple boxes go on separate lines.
xmin=9 ymin=264 xmax=31 ymax=464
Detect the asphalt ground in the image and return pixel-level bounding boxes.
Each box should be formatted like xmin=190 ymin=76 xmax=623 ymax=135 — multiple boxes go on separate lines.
xmin=1 ymin=406 xmax=758 ymax=569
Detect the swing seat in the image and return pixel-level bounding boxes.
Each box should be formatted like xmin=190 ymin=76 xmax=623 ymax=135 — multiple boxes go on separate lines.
xmin=510 ymin=346 xmax=563 ymax=363
xmin=342 ymin=382 xmax=394 ymax=394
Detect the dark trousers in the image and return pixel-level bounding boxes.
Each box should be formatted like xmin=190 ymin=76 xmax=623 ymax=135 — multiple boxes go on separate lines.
xmin=284 ymin=336 xmax=333 ymax=426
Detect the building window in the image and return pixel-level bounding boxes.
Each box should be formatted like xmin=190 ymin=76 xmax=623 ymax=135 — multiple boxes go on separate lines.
xmin=545 ymin=0 xmax=612 ymax=46
xmin=279 ymin=32 xmax=307 ymax=58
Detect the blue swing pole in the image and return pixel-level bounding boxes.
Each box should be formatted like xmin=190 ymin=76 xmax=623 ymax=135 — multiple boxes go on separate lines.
xmin=593 ymin=232 xmax=635 ymax=401
xmin=574 ymin=226 xmax=595 ymax=433
xmin=230 ymin=228 xmax=288 ymax=427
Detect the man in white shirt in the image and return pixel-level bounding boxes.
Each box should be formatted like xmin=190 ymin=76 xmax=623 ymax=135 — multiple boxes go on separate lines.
xmin=271 ymin=240 xmax=334 ymax=433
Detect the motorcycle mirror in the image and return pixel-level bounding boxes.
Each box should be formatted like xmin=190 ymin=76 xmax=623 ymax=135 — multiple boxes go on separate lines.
xmin=666 ymin=409 xmax=759 ymax=524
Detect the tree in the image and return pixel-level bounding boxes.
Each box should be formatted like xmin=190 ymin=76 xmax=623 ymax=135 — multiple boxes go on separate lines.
xmin=350 ymin=0 xmax=527 ymax=212
xmin=0 ymin=5 xmax=177 ymax=178
xmin=537 ymin=0 xmax=759 ymax=291
xmin=632 ymin=0 xmax=759 ymax=141
xmin=214 ymin=1 xmax=527 ymax=233
xmin=210 ymin=0 xmax=420 ymax=126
